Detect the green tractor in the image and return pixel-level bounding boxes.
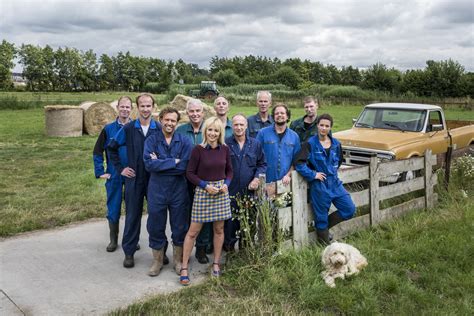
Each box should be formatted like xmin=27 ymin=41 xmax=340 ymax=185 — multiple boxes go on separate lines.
xmin=189 ymin=81 xmax=219 ymax=99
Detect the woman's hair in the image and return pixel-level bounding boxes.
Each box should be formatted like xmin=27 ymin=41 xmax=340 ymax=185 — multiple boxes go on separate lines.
xmin=201 ymin=117 xmax=225 ymax=147
xmin=317 ymin=113 xmax=333 ymax=127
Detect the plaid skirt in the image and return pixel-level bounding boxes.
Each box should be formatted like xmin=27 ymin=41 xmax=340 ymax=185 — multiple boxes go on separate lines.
xmin=192 ymin=180 xmax=232 ymax=223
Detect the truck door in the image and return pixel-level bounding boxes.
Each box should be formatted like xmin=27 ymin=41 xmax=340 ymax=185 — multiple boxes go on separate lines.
xmin=426 ymin=110 xmax=449 ymax=155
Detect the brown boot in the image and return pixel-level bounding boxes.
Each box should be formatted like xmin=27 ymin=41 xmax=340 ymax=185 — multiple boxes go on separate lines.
xmin=148 ymin=248 xmax=164 ymax=277
xmin=173 ymin=246 xmax=183 ymax=275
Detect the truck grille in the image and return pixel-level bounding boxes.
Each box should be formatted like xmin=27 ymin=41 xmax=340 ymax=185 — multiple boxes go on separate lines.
xmin=341 ymin=146 xmax=394 ymax=165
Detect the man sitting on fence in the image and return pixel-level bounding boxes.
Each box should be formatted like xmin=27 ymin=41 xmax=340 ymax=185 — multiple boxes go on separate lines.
xmin=294 ymin=114 xmax=355 ymax=245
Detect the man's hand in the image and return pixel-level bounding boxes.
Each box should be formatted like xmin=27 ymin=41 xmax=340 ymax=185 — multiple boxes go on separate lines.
xmin=315 ymin=172 xmax=326 ymax=181
xmin=175 ymin=159 xmax=181 ymax=164
xmin=205 ymin=184 xmax=219 ymax=195
xmin=99 ymin=173 xmax=111 ymax=180
xmin=121 ymin=167 xmax=136 ymax=178
xmin=282 ymin=174 xmax=291 ymax=186
xmin=150 ymin=152 xmax=157 ymax=160
xmin=248 ymin=178 xmax=260 ymax=190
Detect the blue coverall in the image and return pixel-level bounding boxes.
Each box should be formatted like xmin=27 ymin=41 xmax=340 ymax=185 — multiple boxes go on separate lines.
xmin=93 ymin=119 xmax=128 ymax=223
xmin=143 ymin=132 xmax=193 ymax=250
xmin=108 ymin=119 xmax=161 ymax=256
xmin=295 ymin=135 xmax=355 ymax=230
xmin=175 ymin=122 xmax=212 ymax=250
xmin=225 ymin=136 xmax=267 ymax=248
xmin=256 ymin=124 xmax=301 ymax=183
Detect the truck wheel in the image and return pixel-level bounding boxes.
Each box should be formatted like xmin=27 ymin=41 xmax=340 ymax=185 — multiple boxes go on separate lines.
xmin=203 ymin=91 xmax=217 ymax=99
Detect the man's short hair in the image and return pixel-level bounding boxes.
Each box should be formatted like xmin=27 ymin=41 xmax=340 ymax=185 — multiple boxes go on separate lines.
xmin=272 ymin=103 xmax=291 ymax=121
xmin=303 ymin=96 xmax=318 ymax=105
xmin=232 ymin=113 xmax=247 ymax=121
xmin=186 ymin=98 xmax=203 ymax=112
xmin=257 ymin=90 xmax=272 ymax=101
xmin=317 ymin=113 xmax=333 ymax=127
xmin=117 ymin=96 xmax=133 ymax=107
xmin=136 ymin=93 xmax=155 ymax=106
xmin=159 ymin=106 xmax=180 ymax=122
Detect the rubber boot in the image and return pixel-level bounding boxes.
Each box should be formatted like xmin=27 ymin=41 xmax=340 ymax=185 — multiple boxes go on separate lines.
xmin=106 ymin=221 xmax=119 ymax=252
xmin=123 ymin=255 xmax=134 ymax=268
xmin=328 ymin=212 xmax=345 ymax=229
xmin=195 ymin=246 xmax=209 ymax=264
xmin=148 ymin=248 xmax=164 ymax=277
xmin=173 ymin=246 xmax=183 ymax=275
xmin=316 ymin=229 xmax=330 ymax=246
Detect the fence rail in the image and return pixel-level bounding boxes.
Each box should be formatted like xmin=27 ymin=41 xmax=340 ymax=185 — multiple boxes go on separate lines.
xmin=270 ymin=149 xmax=438 ymax=250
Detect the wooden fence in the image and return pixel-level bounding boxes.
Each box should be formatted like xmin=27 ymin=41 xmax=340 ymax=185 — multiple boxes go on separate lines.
xmin=271 ymin=150 xmax=438 ymax=250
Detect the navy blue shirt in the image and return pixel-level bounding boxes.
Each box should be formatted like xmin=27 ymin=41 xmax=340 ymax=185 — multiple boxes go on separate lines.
xmin=247 ymin=113 xmax=274 ymax=138
xmin=225 ymin=136 xmax=267 ymax=197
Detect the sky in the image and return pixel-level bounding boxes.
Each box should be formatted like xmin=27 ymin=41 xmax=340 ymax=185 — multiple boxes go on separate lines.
xmin=1 ymin=0 xmax=473 ymax=71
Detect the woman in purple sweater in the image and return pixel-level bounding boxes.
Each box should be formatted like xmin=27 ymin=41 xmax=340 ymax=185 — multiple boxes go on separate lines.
xmin=180 ymin=117 xmax=233 ymax=285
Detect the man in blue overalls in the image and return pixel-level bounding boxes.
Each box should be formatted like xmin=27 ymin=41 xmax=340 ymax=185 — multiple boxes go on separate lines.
xmin=108 ymin=93 xmax=163 ymax=268
xmin=224 ymin=114 xmax=266 ymax=251
xmin=93 ymin=96 xmax=132 ymax=252
xmin=295 ymin=114 xmax=356 ymax=244
xmin=144 ymin=107 xmax=193 ymax=276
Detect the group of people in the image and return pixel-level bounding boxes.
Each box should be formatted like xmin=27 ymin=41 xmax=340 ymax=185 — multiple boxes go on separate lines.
xmin=93 ymin=91 xmax=356 ymax=285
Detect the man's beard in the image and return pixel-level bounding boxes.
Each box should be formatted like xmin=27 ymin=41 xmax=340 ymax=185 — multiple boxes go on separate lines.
xmin=275 ymin=120 xmax=286 ymax=126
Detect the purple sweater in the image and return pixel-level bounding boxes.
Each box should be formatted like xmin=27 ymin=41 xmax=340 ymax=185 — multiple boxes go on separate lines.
xmin=186 ymin=145 xmax=233 ymax=189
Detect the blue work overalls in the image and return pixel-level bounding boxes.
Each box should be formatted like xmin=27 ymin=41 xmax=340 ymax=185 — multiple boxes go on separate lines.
xmin=295 ymin=135 xmax=355 ymax=230
xmin=225 ymin=136 xmax=267 ymax=247
xmin=143 ymin=132 xmax=192 ymax=250
xmin=93 ymin=119 xmax=128 ymax=223
xmin=108 ymin=119 xmax=161 ymax=256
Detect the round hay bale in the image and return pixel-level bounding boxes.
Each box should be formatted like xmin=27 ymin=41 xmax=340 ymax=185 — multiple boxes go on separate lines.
xmin=170 ymin=94 xmax=192 ymax=111
xmin=169 ymin=94 xmax=217 ymax=123
xmin=80 ymin=102 xmax=117 ymax=135
xmin=44 ymin=105 xmax=83 ymax=137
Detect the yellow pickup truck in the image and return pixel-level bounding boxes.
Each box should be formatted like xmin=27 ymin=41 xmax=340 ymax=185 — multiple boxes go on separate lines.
xmin=334 ymin=103 xmax=473 ymax=178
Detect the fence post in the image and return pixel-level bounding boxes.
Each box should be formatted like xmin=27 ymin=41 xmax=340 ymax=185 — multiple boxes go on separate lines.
xmin=444 ymin=146 xmax=453 ymax=190
xmin=291 ymin=171 xmax=308 ymax=250
xmin=424 ymin=149 xmax=434 ymax=210
xmin=257 ymin=174 xmax=266 ymax=199
xmin=369 ymin=154 xmax=380 ymax=226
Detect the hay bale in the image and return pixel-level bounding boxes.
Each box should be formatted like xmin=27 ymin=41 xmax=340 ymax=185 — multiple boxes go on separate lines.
xmin=44 ymin=105 xmax=83 ymax=137
xmin=170 ymin=94 xmax=217 ymax=123
xmin=80 ymin=102 xmax=117 ymax=135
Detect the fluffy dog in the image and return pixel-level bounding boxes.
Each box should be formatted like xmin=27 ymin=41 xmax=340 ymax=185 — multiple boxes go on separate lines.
xmin=321 ymin=242 xmax=368 ymax=288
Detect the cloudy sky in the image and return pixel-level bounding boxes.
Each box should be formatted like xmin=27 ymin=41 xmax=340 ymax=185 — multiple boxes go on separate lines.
xmin=1 ymin=0 xmax=473 ymax=71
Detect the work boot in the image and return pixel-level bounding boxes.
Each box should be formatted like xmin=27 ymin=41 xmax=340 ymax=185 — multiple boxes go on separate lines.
xmin=123 ymin=255 xmax=134 ymax=268
xmin=316 ymin=229 xmax=330 ymax=246
xmin=328 ymin=212 xmax=345 ymax=229
xmin=148 ymin=248 xmax=164 ymax=277
xmin=195 ymin=246 xmax=209 ymax=264
xmin=106 ymin=222 xmax=119 ymax=252
xmin=173 ymin=246 xmax=184 ymax=275
xmin=163 ymin=243 xmax=169 ymax=265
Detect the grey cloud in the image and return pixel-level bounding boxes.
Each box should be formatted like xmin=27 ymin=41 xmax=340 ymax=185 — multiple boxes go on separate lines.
xmin=428 ymin=0 xmax=473 ymax=24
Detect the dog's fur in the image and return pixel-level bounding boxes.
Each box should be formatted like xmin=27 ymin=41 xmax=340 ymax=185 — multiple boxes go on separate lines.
xmin=321 ymin=242 xmax=368 ymax=287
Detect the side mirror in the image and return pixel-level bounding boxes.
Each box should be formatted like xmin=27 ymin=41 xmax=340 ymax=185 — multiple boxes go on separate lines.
xmin=432 ymin=124 xmax=443 ymax=131
xmin=352 ymin=118 xmax=357 ymax=124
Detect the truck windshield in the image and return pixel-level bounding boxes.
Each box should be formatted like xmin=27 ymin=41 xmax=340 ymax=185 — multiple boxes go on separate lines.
xmin=356 ymin=108 xmax=426 ymax=132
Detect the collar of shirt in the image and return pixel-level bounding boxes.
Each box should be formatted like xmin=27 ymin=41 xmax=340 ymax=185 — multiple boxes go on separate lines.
xmin=205 ymin=144 xmax=221 ymax=150
xmin=134 ymin=119 xmax=158 ymax=130
xmin=255 ymin=113 xmax=274 ymax=123
xmin=116 ymin=117 xmax=131 ymax=126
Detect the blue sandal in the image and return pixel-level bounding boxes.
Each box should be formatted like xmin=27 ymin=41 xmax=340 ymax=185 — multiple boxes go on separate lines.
xmin=211 ymin=263 xmax=221 ymax=277
xmin=180 ymin=268 xmax=190 ymax=286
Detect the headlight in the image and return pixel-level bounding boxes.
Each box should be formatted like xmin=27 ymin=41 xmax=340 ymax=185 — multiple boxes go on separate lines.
xmin=377 ymin=153 xmax=395 ymax=162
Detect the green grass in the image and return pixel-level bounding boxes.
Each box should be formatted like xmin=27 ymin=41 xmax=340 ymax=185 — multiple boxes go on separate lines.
xmin=110 ymin=186 xmax=473 ymax=315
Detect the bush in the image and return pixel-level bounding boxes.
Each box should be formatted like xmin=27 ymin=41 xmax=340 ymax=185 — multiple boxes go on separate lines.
xmin=213 ymin=69 xmax=240 ymax=87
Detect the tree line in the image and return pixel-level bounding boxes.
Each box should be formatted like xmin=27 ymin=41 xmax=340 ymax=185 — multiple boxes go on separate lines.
xmin=0 ymin=40 xmax=472 ymax=98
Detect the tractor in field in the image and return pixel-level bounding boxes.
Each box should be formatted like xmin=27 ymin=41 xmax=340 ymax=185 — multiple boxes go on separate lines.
xmin=188 ymin=81 xmax=219 ymax=99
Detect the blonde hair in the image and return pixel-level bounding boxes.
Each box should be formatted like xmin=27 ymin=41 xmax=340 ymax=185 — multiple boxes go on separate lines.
xmin=201 ymin=117 xmax=225 ymax=147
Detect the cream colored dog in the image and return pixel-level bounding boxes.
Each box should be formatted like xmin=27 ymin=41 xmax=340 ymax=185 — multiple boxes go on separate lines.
xmin=321 ymin=242 xmax=368 ymax=287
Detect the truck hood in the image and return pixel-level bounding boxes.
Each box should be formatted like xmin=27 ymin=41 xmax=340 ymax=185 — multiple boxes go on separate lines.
xmin=333 ymin=128 xmax=424 ymax=151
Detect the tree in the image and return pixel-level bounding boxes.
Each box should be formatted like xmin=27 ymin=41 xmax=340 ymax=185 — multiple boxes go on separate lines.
xmin=424 ymin=59 xmax=465 ymax=97
xmin=0 ymin=40 xmax=16 ymax=90
xmin=80 ymin=49 xmax=98 ymax=91
xmin=213 ymin=69 xmax=239 ymax=86
xmin=340 ymin=66 xmax=362 ymax=86
xmin=361 ymin=63 xmax=402 ymax=93
xmin=98 ymin=54 xmax=115 ymax=90
xmin=272 ymin=66 xmax=300 ymax=89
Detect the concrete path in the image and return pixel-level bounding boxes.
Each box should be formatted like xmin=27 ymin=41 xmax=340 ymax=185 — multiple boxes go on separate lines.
xmin=0 ymin=216 xmax=211 ymax=315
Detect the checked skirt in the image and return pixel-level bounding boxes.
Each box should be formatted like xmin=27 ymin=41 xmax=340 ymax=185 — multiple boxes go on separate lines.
xmin=191 ymin=180 xmax=232 ymax=223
